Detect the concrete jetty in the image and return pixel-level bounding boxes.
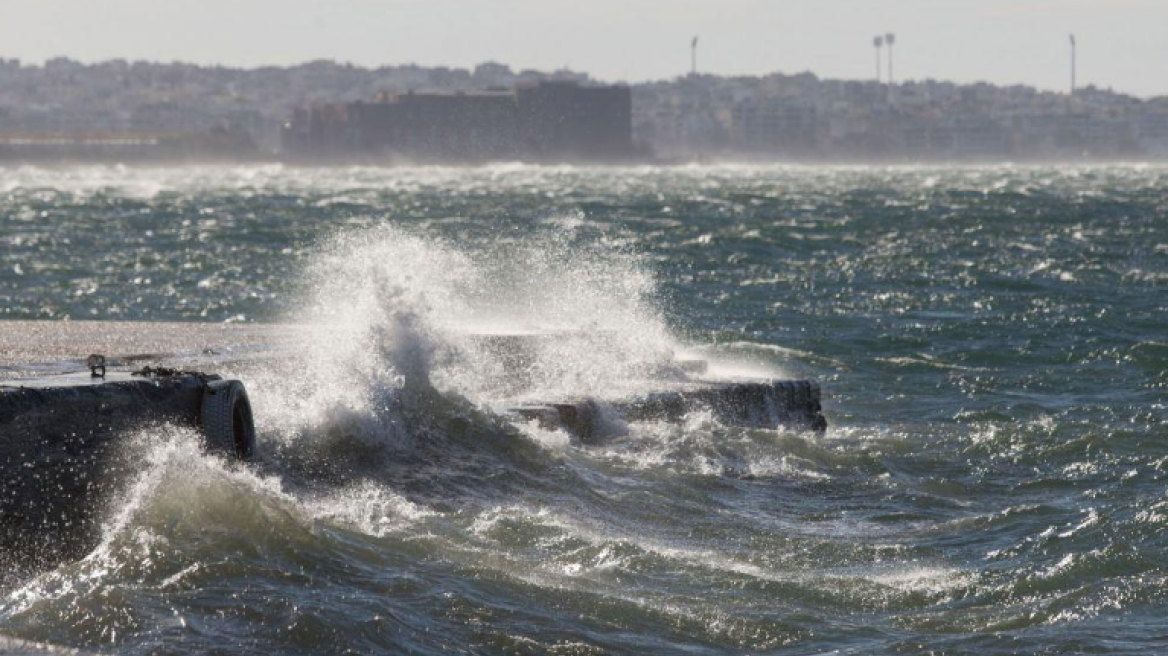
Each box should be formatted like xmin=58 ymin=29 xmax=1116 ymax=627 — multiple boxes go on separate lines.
xmin=0 ymin=320 xmax=826 ymax=567
xmin=1 ymin=370 xmax=255 ymax=564
xmin=1 ymin=321 xmax=263 ymax=565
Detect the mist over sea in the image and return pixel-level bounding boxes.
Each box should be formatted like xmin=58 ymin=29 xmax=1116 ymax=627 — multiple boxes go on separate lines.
xmin=1 ymin=164 xmax=1166 ymax=654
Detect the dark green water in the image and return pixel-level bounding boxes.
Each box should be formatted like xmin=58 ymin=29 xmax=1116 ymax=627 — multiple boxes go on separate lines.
xmin=1 ymin=164 xmax=1167 ymax=654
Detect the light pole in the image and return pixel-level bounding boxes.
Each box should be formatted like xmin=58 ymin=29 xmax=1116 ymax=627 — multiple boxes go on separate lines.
xmin=885 ymin=33 xmax=896 ymax=85
xmin=691 ymin=36 xmax=698 ymax=76
xmin=874 ymin=35 xmax=884 ymax=83
xmin=1069 ymin=34 xmax=1076 ymax=95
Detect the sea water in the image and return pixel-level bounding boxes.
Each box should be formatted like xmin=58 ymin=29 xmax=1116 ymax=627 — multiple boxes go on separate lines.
xmin=1 ymin=163 xmax=1166 ymax=654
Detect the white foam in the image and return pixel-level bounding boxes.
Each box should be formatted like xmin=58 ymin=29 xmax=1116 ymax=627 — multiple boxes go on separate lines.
xmin=236 ymin=222 xmax=691 ymax=451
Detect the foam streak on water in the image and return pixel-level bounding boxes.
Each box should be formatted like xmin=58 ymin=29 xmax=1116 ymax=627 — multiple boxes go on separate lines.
xmin=2 ymin=164 xmax=1168 ymax=654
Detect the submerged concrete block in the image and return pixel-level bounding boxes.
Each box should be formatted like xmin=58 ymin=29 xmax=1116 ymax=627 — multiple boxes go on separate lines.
xmin=620 ymin=379 xmax=827 ymax=433
xmin=509 ymin=379 xmax=826 ymax=443
xmin=510 ymin=401 xmax=597 ymax=438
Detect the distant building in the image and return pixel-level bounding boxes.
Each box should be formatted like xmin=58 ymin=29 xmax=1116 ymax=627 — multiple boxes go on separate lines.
xmin=282 ymin=80 xmax=638 ymax=163
xmin=731 ymin=98 xmax=819 ymax=155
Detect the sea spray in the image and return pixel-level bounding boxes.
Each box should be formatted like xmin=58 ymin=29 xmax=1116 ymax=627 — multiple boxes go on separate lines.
xmin=242 ymin=221 xmax=689 ymax=443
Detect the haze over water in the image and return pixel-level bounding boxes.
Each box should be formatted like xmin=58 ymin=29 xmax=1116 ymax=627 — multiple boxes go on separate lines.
xmin=1 ymin=164 xmax=1167 ymax=654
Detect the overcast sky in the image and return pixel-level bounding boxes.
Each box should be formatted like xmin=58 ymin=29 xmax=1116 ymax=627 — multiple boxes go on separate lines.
xmin=3 ymin=0 xmax=1166 ymax=96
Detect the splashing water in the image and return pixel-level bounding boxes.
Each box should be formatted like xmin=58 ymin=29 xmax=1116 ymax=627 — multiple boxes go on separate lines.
xmin=245 ymin=222 xmax=687 ymax=445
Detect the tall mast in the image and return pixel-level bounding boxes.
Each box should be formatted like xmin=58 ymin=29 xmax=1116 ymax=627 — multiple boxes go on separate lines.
xmin=885 ymin=33 xmax=896 ymax=85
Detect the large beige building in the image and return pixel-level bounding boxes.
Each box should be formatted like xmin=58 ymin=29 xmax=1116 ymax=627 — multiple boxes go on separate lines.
xmin=283 ymin=80 xmax=637 ymax=163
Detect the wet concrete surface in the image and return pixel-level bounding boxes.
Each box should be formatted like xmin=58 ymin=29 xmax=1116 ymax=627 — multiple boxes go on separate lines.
xmin=0 ymin=320 xmax=285 ymax=380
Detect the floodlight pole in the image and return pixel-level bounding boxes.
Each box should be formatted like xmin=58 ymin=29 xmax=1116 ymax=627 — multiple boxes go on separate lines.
xmin=885 ymin=33 xmax=896 ymax=85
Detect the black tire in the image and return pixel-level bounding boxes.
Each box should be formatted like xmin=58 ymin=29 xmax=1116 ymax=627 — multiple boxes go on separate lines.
xmin=200 ymin=379 xmax=256 ymax=460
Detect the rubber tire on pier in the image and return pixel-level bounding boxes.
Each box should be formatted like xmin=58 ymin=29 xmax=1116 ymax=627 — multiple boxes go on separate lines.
xmin=200 ymin=379 xmax=256 ymax=460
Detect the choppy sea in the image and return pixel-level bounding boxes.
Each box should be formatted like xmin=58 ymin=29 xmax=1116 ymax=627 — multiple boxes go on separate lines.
xmin=1 ymin=164 xmax=1167 ymax=654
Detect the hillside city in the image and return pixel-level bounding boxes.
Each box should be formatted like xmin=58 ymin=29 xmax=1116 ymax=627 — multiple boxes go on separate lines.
xmin=1 ymin=57 xmax=1166 ymax=162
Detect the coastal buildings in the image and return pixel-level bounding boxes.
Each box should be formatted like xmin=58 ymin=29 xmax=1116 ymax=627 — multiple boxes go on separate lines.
xmin=0 ymin=57 xmax=1166 ymax=162
xmin=637 ymin=73 xmax=1163 ymax=161
xmin=281 ymin=81 xmax=636 ymax=163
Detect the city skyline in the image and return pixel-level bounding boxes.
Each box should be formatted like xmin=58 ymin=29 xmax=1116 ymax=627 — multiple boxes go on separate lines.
xmin=2 ymin=0 xmax=1167 ymax=98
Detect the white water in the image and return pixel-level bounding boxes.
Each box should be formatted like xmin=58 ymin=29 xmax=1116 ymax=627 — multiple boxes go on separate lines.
xmin=237 ymin=224 xmax=695 ymax=449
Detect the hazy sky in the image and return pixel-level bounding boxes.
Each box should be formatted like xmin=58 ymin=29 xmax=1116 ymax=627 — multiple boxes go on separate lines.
xmin=4 ymin=0 xmax=1167 ymax=96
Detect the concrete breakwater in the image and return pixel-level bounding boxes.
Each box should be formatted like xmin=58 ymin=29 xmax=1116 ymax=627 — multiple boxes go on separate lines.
xmin=0 ymin=320 xmax=826 ymax=571
xmin=0 ymin=370 xmax=255 ymax=567
xmin=0 ymin=321 xmax=275 ymax=568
